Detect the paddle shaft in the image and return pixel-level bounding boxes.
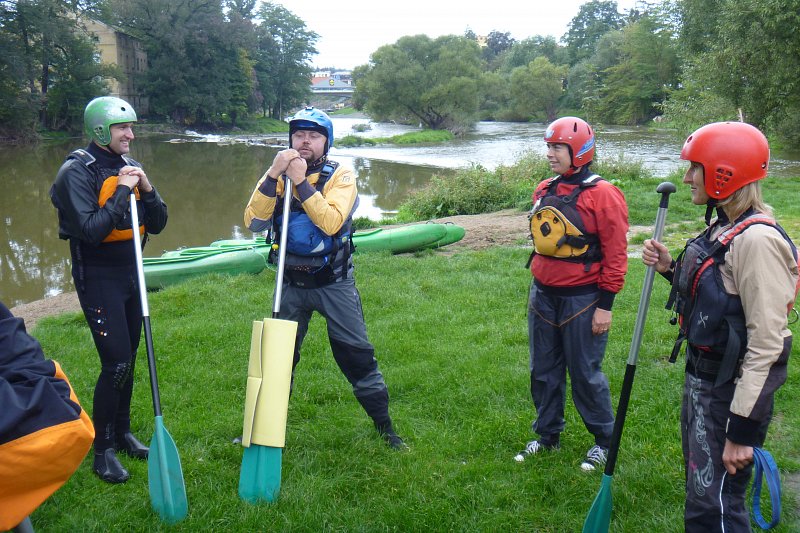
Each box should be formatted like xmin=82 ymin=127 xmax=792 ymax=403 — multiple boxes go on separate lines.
xmin=130 ymin=192 xmax=163 ymax=417
xmin=603 ymin=182 xmax=676 ymax=476
xmin=271 ymin=176 xmax=293 ymax=319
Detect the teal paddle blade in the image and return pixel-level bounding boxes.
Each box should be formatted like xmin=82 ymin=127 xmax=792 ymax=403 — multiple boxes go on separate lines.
xmin=239 ymin=444 xmax=282 ymax=503
xmin=148 ymin=416 xmax=188 ymax=523
xmin=583 ymin=474 xmax=613 ymax=533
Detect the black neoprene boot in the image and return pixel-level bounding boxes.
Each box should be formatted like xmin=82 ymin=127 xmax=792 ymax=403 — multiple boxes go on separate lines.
xmin=375 ymin=421 xmax=409 ymax=451
xmin=115 ymin=432 xmax=149 ymax=459
xmin=93 ymin=448 xmax=130 ymax=483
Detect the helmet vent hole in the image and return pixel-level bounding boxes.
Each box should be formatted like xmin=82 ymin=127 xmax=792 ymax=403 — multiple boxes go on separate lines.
xmin=573 ymin=123 xmax=577 ymax=132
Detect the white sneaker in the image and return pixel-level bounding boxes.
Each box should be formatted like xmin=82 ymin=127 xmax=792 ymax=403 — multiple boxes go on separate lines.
xmin=513 ymin=440 xmax=558 ymax=462
xmin=580 ymin=445 xmax=608 ymax=471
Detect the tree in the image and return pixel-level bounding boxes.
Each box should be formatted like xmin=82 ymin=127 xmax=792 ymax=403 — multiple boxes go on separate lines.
xmin=666 ymin=0 xmax=800 ymax=141
xmin=509 ymin=56 xmax=567 ymax=122
xmin=594 ymin=16 xmax=679 ymax=124
xmin=482 ymin=30 xmax=515 ymax=67
xmin=0 ymin=0 xmax=110 ymax=136
xmin=355 ymin=34 xmax=482 ymax=132
xmin=501 ymin=36 xmax=565 ymax=73
xmin=562 ymin=0 xmax=624 ymax=65
xmin=253 ymin=2 xmax=317 ymax=120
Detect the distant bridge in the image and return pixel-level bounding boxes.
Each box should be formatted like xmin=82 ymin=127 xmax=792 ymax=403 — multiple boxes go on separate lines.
xmin=310 ymin=86 xmax=354 ymax=95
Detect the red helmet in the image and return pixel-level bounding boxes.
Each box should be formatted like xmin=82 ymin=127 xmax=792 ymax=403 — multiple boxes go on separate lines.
xmin=680 ymin=122 xmax=769 ymax=199
xmin=544 ymin=116 xmax=595 ymax=167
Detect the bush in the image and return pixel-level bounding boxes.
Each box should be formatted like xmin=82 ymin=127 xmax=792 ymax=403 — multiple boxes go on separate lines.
xmin=397 ymin=151 xmax=663 ymax=222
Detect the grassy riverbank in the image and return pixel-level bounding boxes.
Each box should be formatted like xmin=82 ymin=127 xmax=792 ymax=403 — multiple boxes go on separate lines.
xmin=30 ymin=247 xmax=800 ymax=532
xmin=24 ymin=159 xmax=800 ymax=531
xmin=24 ymin=170 xmax=800 ymax=532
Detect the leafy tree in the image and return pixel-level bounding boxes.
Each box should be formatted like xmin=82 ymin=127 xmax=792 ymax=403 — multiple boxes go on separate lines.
xmin=596 ymin=15 xmax=678 ymax=124
xmin=666 ymin=0 xmax=800 ymax=141
xmin=695 ymin=0 xmax=800 ymax=129
xmin=45 ymin=24 xmax=115 ymax=131
xmin=0 ymin=11 xmax=37 ymax=138
xmin=562 ymin=59 xmax=599 ymax=114
xmin=508 ymin=56 xmax=567 ymax=122
xmin=0 ymin=0 xmax=110 ymax=136
xmin=477 ymin=71 xmax=511 ymax=120
xmin=482 ymin=30 xmax=515 ymax=67
xmin=355 ymin=34 xmax=482 ymax=132
xmin=562 ymin=0 xmax=624 ymax=65
xmin=501 ymin=36 xmax=565 ymax=73
xmin=677 ymin=0 xmax=723 ymax=56
xmin=253 ymin=2 xmax=317 ymax=120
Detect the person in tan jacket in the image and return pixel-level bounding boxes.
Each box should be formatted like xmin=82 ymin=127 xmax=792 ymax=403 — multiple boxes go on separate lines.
xmin=642 ymin=121 xmax=798 ymax=532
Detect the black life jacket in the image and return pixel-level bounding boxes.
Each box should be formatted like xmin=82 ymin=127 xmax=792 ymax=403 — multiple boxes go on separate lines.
xmin=526 ymin=174 xmax=603 ymax=270
xmin=272 ymin=160 xmax=358 ymax=285
xmin=666 ymin=210 xmax=799 ymax=386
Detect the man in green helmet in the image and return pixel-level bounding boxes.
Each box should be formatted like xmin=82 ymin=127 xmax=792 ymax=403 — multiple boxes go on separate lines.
xmin=49 ymin=96 xmax=168 ymax=483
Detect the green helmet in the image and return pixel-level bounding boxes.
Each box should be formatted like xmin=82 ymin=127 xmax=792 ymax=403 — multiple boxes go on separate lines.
xmin=84 ymin=96 xmax=137 ymax=146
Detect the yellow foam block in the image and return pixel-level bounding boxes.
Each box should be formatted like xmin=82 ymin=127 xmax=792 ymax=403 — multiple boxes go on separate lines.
xmin=241 ymin=318 xmax=296 ymax=448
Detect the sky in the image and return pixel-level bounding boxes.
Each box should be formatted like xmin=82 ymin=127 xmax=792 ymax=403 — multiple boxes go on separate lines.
xmin=268 ymin=0 xmax=641 ymax=70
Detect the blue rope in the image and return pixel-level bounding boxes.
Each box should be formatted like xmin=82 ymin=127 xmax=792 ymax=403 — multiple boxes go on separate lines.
xmin=751 ymin=447 xmax=781 ymax=530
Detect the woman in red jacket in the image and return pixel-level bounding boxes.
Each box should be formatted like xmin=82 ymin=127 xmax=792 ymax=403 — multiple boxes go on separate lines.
xmin=514 ymin=117 xmax=629 ymax=471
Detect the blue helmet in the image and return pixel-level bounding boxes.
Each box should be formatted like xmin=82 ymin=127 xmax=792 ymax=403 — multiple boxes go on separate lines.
xmin=289 ymin=107 xmax=334 ymax=152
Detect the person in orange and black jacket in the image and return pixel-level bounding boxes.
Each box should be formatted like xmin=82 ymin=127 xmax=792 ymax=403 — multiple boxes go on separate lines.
xmin=50 ymin=96 xmax=167 ymax=484
xmin=0 ymin=300 xmax=94 ymax=530
xmin=514 ymin=117 xmax=629 ymax=472
xmin=643 ymin=122 xmax=798 ymax=532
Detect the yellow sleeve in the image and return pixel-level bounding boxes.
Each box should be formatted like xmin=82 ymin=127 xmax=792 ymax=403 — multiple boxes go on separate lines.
xmin=244 ymin=171 xmax=279 ymax=232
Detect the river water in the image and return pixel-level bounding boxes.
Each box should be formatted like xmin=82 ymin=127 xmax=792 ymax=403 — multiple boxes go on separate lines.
xmin=2 ymin=118 xmax=799 ymax=307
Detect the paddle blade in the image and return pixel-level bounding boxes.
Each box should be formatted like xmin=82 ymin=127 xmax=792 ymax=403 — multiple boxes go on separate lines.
xmin=583 ymin=474 xmax=613 ymax=533
xmin=239 ymin=444 xmax=282 ymax=503
xmin=148 ymin=416 xmax=188 ymax=523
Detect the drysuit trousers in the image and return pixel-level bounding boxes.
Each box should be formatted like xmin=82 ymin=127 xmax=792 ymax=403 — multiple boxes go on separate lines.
xmin=527 ymin=284 xmax=614 ymax=447
xmin=681 ymin=373 xmax=771 ymax=532
xmin=72 ymin=262 xmax=142 ymax=452
xmin=280 ymin=277 xmax=392 ymax=429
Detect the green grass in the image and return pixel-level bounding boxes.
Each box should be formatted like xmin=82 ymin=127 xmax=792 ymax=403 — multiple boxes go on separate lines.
xmin=28 ymin=245 xmax=800 ymax=532
xmin=338 ymin=130 xmax=455 ymax=148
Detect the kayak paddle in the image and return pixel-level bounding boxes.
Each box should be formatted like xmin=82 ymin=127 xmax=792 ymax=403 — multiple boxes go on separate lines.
xmin=582 ymin=181 xmax=676 ymax=533
xmin=239 ymin=176 xmax=297 ymax=503
xmin=130 ymin=192 xmax=189 ymax=524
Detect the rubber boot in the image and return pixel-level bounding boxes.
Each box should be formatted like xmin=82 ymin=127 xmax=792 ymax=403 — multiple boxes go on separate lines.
xmin=93 ymin=448 xmax=130 ymax=483
xmin=115 ymin=432 xmax=149 ymax=459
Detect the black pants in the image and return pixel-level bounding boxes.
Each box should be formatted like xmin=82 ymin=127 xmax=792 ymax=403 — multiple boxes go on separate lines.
xmin=73 ymin=261 xmax=142 ymax=452
xmin=280 ymin=277 xmax=392 ymax=428
xmin=681 ymin=373 xmax=770 ymax=532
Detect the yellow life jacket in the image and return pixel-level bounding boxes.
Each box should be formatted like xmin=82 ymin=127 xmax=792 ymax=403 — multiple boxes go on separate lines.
xmin=528 ymin=174 xmax=603 ymax=265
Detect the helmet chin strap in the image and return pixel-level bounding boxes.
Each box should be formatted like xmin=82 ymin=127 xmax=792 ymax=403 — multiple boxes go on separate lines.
xmin=704 ymin=199 xmax=718 ymax=226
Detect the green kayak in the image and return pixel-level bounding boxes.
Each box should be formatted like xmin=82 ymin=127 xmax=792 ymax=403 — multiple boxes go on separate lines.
xmin=143 ymin=249 xmax=267 ymax=290
xmin=210 ymin=223 xmax=463 ymax=254
xmin=416 ymin=223 xmax=466 ymax=250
